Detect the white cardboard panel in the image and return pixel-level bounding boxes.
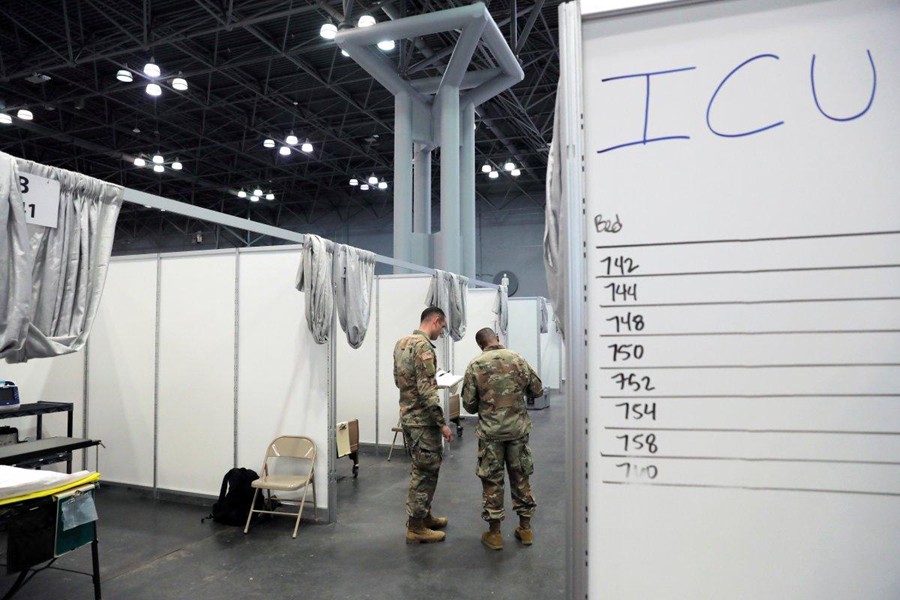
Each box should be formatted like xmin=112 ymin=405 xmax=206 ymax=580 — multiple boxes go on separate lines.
xmin=237 ymin=250 xmax=329 ymax=508
xmin=452 ymin=288 xmax=498 ymax=416
xmin=375 ymin=275 xmax=442 ymax=445
xmin=87 ymin=258 xmax=157 ymax=487
xmin=157 ymin=254 xmax=236 ymax=496
xmin=335 ymin=287 xmax=378 ymax=445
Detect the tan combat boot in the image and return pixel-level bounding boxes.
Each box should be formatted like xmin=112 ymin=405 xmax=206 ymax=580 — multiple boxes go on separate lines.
xmin=515 ymin=516 xmax=533 ymax=546
xmin=423 ymin=513 xmax=448 ymax=530
xmin=481 ymin=520 xmax=503 ymax=550
xmin=406 ymin=517 xmax=446 ymax=544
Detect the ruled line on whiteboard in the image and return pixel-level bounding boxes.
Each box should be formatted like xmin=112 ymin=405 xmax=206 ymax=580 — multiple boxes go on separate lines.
xmin=600 ymin=329 xmax=900 ymax=338
xmin=599 ymin=363 xmax=900 ymax=370
xmin=600 ymin=394 xmax=900 ymax=399
xmin=600 ymin=480 xmax=900 ymax=498
xmin=600 ymin=453 xmax=900 ymax=466
xmin=594 ymin=229 xmax=900 ymax=250
xmin=595 ymin=263 xmax=900 ymax=278
xmin=603 ymin=426 xmax=900 ymax=435
xmin=599 ymin=296 xmax=900 ymax=308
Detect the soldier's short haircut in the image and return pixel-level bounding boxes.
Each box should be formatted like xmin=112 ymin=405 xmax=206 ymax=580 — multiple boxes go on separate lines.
xmin=475 ymin=327 xmax=498 ymax=349
xmin=420 ymin=306 xmax=446 ymax=323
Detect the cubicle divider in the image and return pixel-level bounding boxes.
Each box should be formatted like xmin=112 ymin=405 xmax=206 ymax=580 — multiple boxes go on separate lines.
xmin=335 ymin=289 xmax=378 ymax=446
xmin=452 ymin=288 xmax=498 ymax=416
xmin=540 ymin=302 xmax=563 ymax=390
xmin=507 ymin=297 xmax=541 ymax=370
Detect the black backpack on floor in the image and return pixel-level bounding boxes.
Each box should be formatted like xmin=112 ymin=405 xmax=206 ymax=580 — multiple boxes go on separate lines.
xmin=203 ymin=468 xmax=261 ymax=526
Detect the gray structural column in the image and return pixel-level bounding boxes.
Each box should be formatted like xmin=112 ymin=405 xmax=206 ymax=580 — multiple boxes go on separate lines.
xmin=393 ymin=92 xmax=414 ymax=271
xmin=413 ymin=143 xmax=432 ymax=234
xmin=460 ymin=102 xmax=476 ymax=279
xmin=438 ymin=86 xmax=461 ymax=273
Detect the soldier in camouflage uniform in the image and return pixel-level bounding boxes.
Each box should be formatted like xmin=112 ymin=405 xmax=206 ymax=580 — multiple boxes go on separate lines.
xmin=393 ymin=306 xmax=455 ymax=544
xmin=462 ymin=327 xmax=543 ymax=550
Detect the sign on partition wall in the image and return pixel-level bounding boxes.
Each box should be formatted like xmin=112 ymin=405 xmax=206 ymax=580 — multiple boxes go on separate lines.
xmin=18 ymin=173 xmax=59 ymax=229
xmin=580 ymin=0 xmax=900 ymax=597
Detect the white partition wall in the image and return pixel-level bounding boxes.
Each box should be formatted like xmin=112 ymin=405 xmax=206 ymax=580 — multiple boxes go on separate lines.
xmin=507 ymin=298 xmax=540 ymax=369
xmin=540 ymin=302 xmax=562 ymax=390
xmin=237 ymin=249 xmax=329 ymax=510
xmin=87 ymin=257 xmax=157 ymax=486
xmin=375 ymin=275 xmax=441 ymax=445
xmin=157 ymin=253 xmax=236 ymax=496
xmin=335 ymin=289 xmax=378 ymax=445
xmin=453 ymin=288 xmax=497 ymax=416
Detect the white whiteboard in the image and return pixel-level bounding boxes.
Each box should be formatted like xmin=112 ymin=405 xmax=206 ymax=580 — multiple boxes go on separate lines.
xmin=87 ymin=258 xmax=157 ymax=487
xmin=579 ymin=0 xmax=900 ymax=598
xmin=157 ymin=254 xmax=236 ymax=496
xmin=236 ymin=250 xmax=329 ymax=508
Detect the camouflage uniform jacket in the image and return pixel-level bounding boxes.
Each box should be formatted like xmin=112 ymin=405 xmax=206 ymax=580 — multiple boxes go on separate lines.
xmin=462 ymin=343 xmax=544 ymax=441
xmin=393 ymin=330 xmax=447 ymax=428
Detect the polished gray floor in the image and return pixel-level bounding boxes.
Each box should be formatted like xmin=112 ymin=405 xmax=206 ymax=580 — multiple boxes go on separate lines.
xmin=0 ymin=394 xmax=565 ymax=599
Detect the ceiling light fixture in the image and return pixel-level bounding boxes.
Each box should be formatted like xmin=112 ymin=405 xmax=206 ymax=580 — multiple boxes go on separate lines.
xmin=279 ymin=146 xmax=291 ymax=156
xmin=265 ymin=192 xmax=275 ymax=201
xmin=116 ymin=69 xmax=133 ymax=83
xmin=301 ymin=140 xmax=313 ymax=153
xmin=504 ymin=160 xmax=516 ymax=171
xmin=153 ymin=164 xmax=164 ymax=173
xmin=488 ymin=170 xmax=499 ymax=179
xmin=0 ymin=114 xmax=11 ymax=125
xmin=172 ymin=159 xmax=183 ymax=171
xmin=145 ymin=83 xmax=162 ymax=97
xmin=358 ymin=15 xmax=376 ymax=27
xmin=152 ymin=154 xmax=164 ymax=165
xmin=238 ymin=190 xmax=247 ymax=198
xmin=133 ymin=157 xmax=146 ymax=167
xmin=172 ymin=76 xmax=188 ymax=91
xmin=341 ymin=49 xmax=350 ymax=57
xmin=377 ymin=40 xmax=396 ymax=51
xmin=481 ymin=162 xmax=491 ymax=174
xmin=360 ymin=183 xmax=370 ymax=191
xmin=253 ymin=188 xmax=263 ymax=197
xmin=511 ymin=168 xmax=521 ymax=177
xmin=263 ymin=138 xmax=275 ymax=148
xmin=349 ymin=178 xmax=358 ymax=186
xmin=378 ymin=179 xmax=388 ymax=190
xmin=367 ymin=173 xmax=378 ymax=185
xmin=16 ymin=109 xmax=33 ymax=121
xmin=250 ymin=195 xmax=260 ymax=202
xmin=143 ymin=60 xmax=160 ymax=78
xmin=285 ymin=132 xmax=299 ymax=145
xmin=320 ymin=23 xmax=337 ymax=39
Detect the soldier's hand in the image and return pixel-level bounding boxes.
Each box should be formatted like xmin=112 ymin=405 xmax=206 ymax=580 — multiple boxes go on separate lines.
xmin=441 ymin=425 xmax=454 ymax=442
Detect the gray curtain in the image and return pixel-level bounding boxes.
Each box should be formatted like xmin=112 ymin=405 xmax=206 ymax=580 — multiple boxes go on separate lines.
xmin=0 ymin=154 xmax=32 ymax=359
xmin=543 ymin=90 xmax=567 ymax=339
xmin=295 ymin=234 xmax=335 ymax=345
xmin=539 ymin=297 xmax=550 ymax=334
xmin=2 ymin=154 xmax=123 ymax=362
xmin=425 ymin=269 xmax=468 ymax=342
xmin=333 ymin=244 xmax=375 ymax=349
xmin=492 ymin=284 xmax=509 ymax=343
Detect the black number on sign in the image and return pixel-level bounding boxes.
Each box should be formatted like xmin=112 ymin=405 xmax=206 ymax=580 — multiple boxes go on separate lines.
xmin=26 ymin=203 xmax=35 ymax=218
xmin=18 ymin=176 xmax=29 ymax=194
xmin=615 ymin=433 xmax=658 ymax=454
xmin=600 ymin=256 xmax=640 ymax=276
xmin=615 ymin=402 xmax=657 ymax=420
xmin=615 ymin=463 xmax=659 ymax=479
xmin=606 ymin=312 xmax=645 ymax=333
xmin=611 ymin=373 xmax=656 ymax=392
xmin=604 ymin=283 xmax=638 ymax=303
xmin=608 ymin=344 xmax=645 ymax=362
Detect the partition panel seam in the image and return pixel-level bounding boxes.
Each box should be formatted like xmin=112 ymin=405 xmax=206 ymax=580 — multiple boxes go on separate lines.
xmin=153 ymin=254 xmax=162 ymax=498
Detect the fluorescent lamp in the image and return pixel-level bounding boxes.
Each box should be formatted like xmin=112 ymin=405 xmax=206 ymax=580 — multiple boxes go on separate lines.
xmin=133 ymin=157 xmax=146 ymax=167
xmin=146 ymin=83 xmax=162 ymax=96
xmin=481 ymin=162 xmax=491 ymax=174
xmin=143 ymin=61 xmax=160 ymax=78
xmin=116 ymin=69 xmax=133 ymax=83
xmin=0 ymin=114 xmax=11 ymax=125
xmin=320 ymin=23 xmax=337 ymax=39
xmin=172 ymin=160 xmax=183 ymax=171
xmin=488 ymin=170 xmax=499 ymax=179
xmin=503 ymin=160 xmax=515 ymax=171
xmin=285 ymin=132 xmax=299 ymax=145
xmin=301 ymin=140 xmax=313 ymax=153
xmin=378 ymin=179 xmax=388 ymax=190
xmin=152 ymin=154 xmax=164 ymax=165
xmin=250 ymin=195 xmax=260 ymax=202
xmin=265 ymin=192 xmax=275 ymax=201
xmin=349 ymin=178 xmax=358 ymax=186
xmin=237 ymin=190 xmax=247 ymax=198
xmin=279 ymin=146 xmax=291 ymax=156
xmin=368 ymin=174 xmax=378 ymax=185
xmin=16 ymin=109 xmax=33 ymax=121
xmin=153 ymin=164 xmax=164 ymax=173
xmin=172 ymin=77 xmax=188 ymax=91
xmin=511 ymin=168 xmax=521 ymax=177
xmin=358 ymin=15 xmax=376 ymax=27
xmin=360 ymin=184 xmax=370 ymax=191
xmin=263 ymin=138 xmax=275 ymax=148
xmin=377 ymin=40 xmax=396 ymax=51
xmin=253 ymin=188 xmax=263 ymax=197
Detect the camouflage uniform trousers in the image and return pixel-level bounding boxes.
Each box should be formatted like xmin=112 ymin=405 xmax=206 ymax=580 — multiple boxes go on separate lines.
xmin=403 ymin=425 xmax=443 ymax=519
xmin=477 ymin=435 xmax=536 ymax=522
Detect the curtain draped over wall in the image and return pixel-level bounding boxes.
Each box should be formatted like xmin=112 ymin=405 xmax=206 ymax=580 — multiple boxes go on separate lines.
xmin=539 ymin=296 xmax=550 ymax=334
xmin=492 ymin=284 xmax=509 ymax=343
xmin=295 ymin=234 xmax=335 ymax=345
xmin=425 ymin=269 xmax=468 ymax=342
xmin=333 ymin=244 xmax=376 ymax=349
xmin=543 ymin=91 xmax=568 ymax=339
xmin=1 ymin=152 xmax=123 ymax=363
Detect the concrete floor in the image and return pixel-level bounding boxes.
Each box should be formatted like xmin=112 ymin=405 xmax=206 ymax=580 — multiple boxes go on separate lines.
xmin=0 ymin=394 xmax=566 ymax=600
